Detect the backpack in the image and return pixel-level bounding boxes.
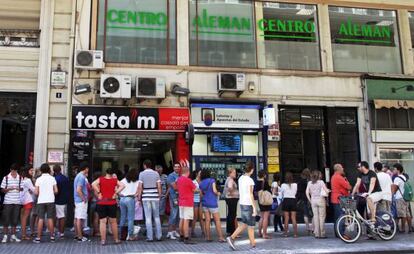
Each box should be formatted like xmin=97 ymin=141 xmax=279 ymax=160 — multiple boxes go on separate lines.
xmin=258 ymin=181 xmax=273 ymax=206
xmin=397 ymin=176 xmax=413 ymax=202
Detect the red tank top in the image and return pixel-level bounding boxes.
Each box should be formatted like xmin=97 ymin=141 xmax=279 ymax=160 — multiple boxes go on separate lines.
xmin=97 ymin=177 xmax=118 ymax=205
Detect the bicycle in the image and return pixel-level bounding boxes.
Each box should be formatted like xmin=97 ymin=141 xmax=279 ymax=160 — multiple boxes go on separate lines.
xmin=335 ymin=196 xmax=397 ymax=243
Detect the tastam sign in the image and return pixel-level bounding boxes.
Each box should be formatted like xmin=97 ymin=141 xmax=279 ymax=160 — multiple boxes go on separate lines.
xmin=71 ymin=106 xmax=190 ymax=131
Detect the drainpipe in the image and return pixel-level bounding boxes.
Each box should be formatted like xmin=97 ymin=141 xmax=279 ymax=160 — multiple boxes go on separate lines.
xmin=361 ymin=76 xmax=374 ymax=164
xmin=63 ymin=0 xmax=77 ymax=175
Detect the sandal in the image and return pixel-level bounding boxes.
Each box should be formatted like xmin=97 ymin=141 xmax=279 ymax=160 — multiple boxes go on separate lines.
xmin=115 ymin=240 xmax=121 ymax=244
xmin=218 ymin=239 xmax=226 ymax=243
xmin=263 ymin=235 xmax=272 ymax=239
xmin=282 ymin=233 xmax=289 ymax=237
xmin=101 ymin=240 xmax=106 ymax=245
xmin=22 ymin=236 xmax=31 ymax=241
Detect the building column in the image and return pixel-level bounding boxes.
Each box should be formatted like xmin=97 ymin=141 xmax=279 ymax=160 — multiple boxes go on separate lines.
xmin=177 ymin=0 xmax=189 ymax=66
xmin=34 ymin=0 xmax=54 ymax=167
xmin=318 ymin=4 xmax=334 ymax=73
xmin=398 ymin=10 xmax=414 ymax=75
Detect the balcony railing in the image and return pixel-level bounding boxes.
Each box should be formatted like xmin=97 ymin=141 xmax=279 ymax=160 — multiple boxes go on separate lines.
xmin=0 ymin=29 xmax=40 ymax=48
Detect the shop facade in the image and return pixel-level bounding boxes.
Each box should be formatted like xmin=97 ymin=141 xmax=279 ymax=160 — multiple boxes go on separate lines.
xmin=366 ymin=76 xmax=414 ymax=187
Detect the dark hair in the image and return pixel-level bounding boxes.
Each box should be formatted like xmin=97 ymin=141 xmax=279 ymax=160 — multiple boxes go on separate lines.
xmin=200 ymin=169 xmax=211 ymax=180
xmin=125 ymin=168 xmax=138 ymax=183
xmin=373 ymin=162 xmax=383 ymax=172
xmin=40 ymin=163 xmax=51 ymax=174
xmin=310 ymin=170 xmax=320 ymax=184
xmin=10 ymin=163 xmax=19 ymax=171
xmin=106 ymin=168 xmax=114 ymax=175
xmin=191 ymin=169 xmax=200 ymax=180
xmin=393 ymin=163 xmax=404 ymax=173
xmin=244 ymin=161 xmax=254 ymax=173
xmin=301 ymin=168 xmax=311 ymax=180
xmin=360 ymin=161 xmax=369 ymax=170
xmin=143 ymin=159 xmax=152 ymax=169
xmin=79 ymin=161 xmax=89 ymax=171
xmin=272 ymin=173 xmax=280 ymax=182
xmin=93 ymin=172 xmax=102 ymax=181
xmin=53 ymin=164 xmax=62 ymax=174
xmin=285 ymin=172 xmax=294 ymax=185
xmin=20 ymin=164 xmax=33 ymax=178
xmin=258 ymin=170 xmax=267 ymax=179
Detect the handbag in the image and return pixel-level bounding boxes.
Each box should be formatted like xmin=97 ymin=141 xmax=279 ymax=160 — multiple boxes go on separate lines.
xmin=320 ymin=182 xmax=329 ymax=197
xmin=275 ymin=200 xmax=283 ymax=216
xmin=258 ymin=181 xmax=273 ymax=206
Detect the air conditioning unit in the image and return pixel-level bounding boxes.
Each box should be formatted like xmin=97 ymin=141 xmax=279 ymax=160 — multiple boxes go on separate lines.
xmin=75 ymin=50 xmax=104 ymax=70
xmin=100 ymin=74 xmax=132 ymax=99
xmin=136 ymin=77 xmax=166 ymax=99
xmin=217 ymin=73 xmax=246 ymax=92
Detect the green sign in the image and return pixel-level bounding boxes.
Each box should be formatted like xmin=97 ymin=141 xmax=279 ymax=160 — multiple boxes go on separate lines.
xmin=257 ymin=19 xmax=316 ymax=40
xmin=106 ymin=9 xmax=167 ymax=31
xmin=192 ymin=9 xmax=252 ymax=36
xmin=336 ymin=19 xmax=393 ymax=44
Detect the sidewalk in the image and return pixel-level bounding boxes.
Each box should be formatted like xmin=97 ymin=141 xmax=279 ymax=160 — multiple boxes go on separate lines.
xmin=1 ymin=224 xmax=413 ymax=254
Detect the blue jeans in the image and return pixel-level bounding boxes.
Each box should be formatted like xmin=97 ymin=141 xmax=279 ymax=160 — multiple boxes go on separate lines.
xmin=168 ymin=197 xmax=179 ymax=226
xmin=119 ymin=197 xmax=135 ymax=236
xmin=143 ymin=200 xmax=162 ymax=240
xmin=333 ymin=203 xmax=343 ymax=237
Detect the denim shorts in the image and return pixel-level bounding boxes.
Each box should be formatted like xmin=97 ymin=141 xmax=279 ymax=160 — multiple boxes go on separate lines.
xmin=194 ymin=202 xmax=200 ymax=208
xmin=202 ymin=206 xmax=219 ymax=214
xmin=240 ymin=205 xmax=255 ymax=227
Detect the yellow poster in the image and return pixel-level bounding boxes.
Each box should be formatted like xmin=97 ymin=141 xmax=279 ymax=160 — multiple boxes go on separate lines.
xmin=268 ymin=164 xmax=280 ymax=173
xmin=267 ymin=156 xmax=279 ymax=164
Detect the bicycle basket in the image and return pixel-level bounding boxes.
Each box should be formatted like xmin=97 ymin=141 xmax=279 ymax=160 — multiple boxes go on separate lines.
xmin=339 ymin=197 xmax=357 ymax=211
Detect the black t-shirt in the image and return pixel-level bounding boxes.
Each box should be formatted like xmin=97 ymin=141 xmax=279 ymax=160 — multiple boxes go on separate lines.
xmin=358 ymin=170 xmax=381 ymax=193
xmin=296 ymin=178 xmax=308 ymax=201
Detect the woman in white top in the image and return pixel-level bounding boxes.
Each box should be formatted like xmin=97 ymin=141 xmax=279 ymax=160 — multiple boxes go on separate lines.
xmin=20 ymin=165 xmax=35 ymax=240
xmin=280 ymin=172 xmax=298 ymax=237
xmin=119 ymin=169 xmax=139 ymax=241
xmin=306 ymin=170 xmax=330 ymax=238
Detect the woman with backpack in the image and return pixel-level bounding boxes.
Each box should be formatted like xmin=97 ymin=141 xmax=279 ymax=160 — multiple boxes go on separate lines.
xmin=256 ymin=170 xmax=272 ymax=239
xmin=199 ymin=169 xmax=225 ymax=242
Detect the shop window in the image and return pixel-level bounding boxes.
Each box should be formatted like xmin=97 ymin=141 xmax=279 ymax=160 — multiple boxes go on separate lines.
xmin=97 ymin=0 xmax=176 ymax=65
xmin=370 ymin=105 xmax=414 ymax=130
xmin=379 ymin=148 xmax=414 ymax=187
xmin=329 ymin=7 xmax=402 ymax=73
xmin=390 ymin=108 xmax=409 ymax=129
xmin=189 ymin=0 xmax=256 ymax=68
xmin=258 ymin=2 xmax=321 ymax=70
xmin=410 ymin=12 xmax=414 ymax=65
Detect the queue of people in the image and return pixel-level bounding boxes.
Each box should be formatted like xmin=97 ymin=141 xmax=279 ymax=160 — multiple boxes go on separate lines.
xmin=0 ymin=159 xmax=413 ymax=251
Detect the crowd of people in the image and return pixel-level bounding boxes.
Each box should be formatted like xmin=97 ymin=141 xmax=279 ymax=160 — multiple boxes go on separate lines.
xmin=0 ymin=159 xmax=413 ymax=251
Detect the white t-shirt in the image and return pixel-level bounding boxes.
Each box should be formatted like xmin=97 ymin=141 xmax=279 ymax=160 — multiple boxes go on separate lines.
xmin=20 ymin=178 xmax=35 ymax=205
xmin=238 ymin=175 xmax=255 ymax=206
xmin=393 ymin=174 xmax=406 ymax=200
xmin=377 ymin=172 xmax=392 ymax=201
xmin=280 ymin=183 xmax=297 ymax=199
xmin=271 ymin=181 xmax=280 ymax=198
xmin=120 ymin=178 xmax=139 ymax=196
xmin=35 ymin=173 xmax=57 ymax=204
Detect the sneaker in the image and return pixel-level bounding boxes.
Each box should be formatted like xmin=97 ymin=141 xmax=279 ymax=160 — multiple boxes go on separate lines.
xmin=77 ymin=237 xmax=90 ymax=242
xmin=133 ymin=226 xmax=141 ymax=235
xmin=166 ymin=232 xmax=177 ymax=240
xmin=33 ymin=238 xmax=41 ymax=244
xmin=1 ymin=235 xmax=7 ymax=243
xmin=226 ymin=236 xmax=236 ymax=251
xmin=50 ymin=237 xmax=55 ymax=243
xmin=10 ymin=235 xmax=21 ymax=243
xmin=173 ymin=231 xmax=180 ymax=238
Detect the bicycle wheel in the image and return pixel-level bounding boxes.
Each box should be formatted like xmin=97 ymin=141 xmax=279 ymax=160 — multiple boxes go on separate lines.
xmin=335 ymin=214 xmax=362 ymax=243
xmin=376 ymin=212 xmax=397 ymax=241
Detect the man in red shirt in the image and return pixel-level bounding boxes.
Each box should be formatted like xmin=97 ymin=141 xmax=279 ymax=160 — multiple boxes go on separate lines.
xmin=177 ymin=166 xmax=196 ymax=244
xmin=331 ymin=164 xmax=352 ymax=228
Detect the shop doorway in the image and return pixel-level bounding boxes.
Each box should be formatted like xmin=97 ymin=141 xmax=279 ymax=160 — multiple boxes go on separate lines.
xmin=280 ymin=107 xmax=326 ymax=178
xmin=0 ymin=93 xmax=36 ymax=178
xmin=91 ymin=132 xmax=176 ymax=177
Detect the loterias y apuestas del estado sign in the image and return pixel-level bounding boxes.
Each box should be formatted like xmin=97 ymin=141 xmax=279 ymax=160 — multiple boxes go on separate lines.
xmin=104 ymin=7 xmax=394 ymax=44
xmin=71 ymin=106 xmax=190 ymax=131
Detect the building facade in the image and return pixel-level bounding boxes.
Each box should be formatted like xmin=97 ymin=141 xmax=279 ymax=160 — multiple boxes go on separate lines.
xmin=2 ymin=0 xmax=414 ymax=200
